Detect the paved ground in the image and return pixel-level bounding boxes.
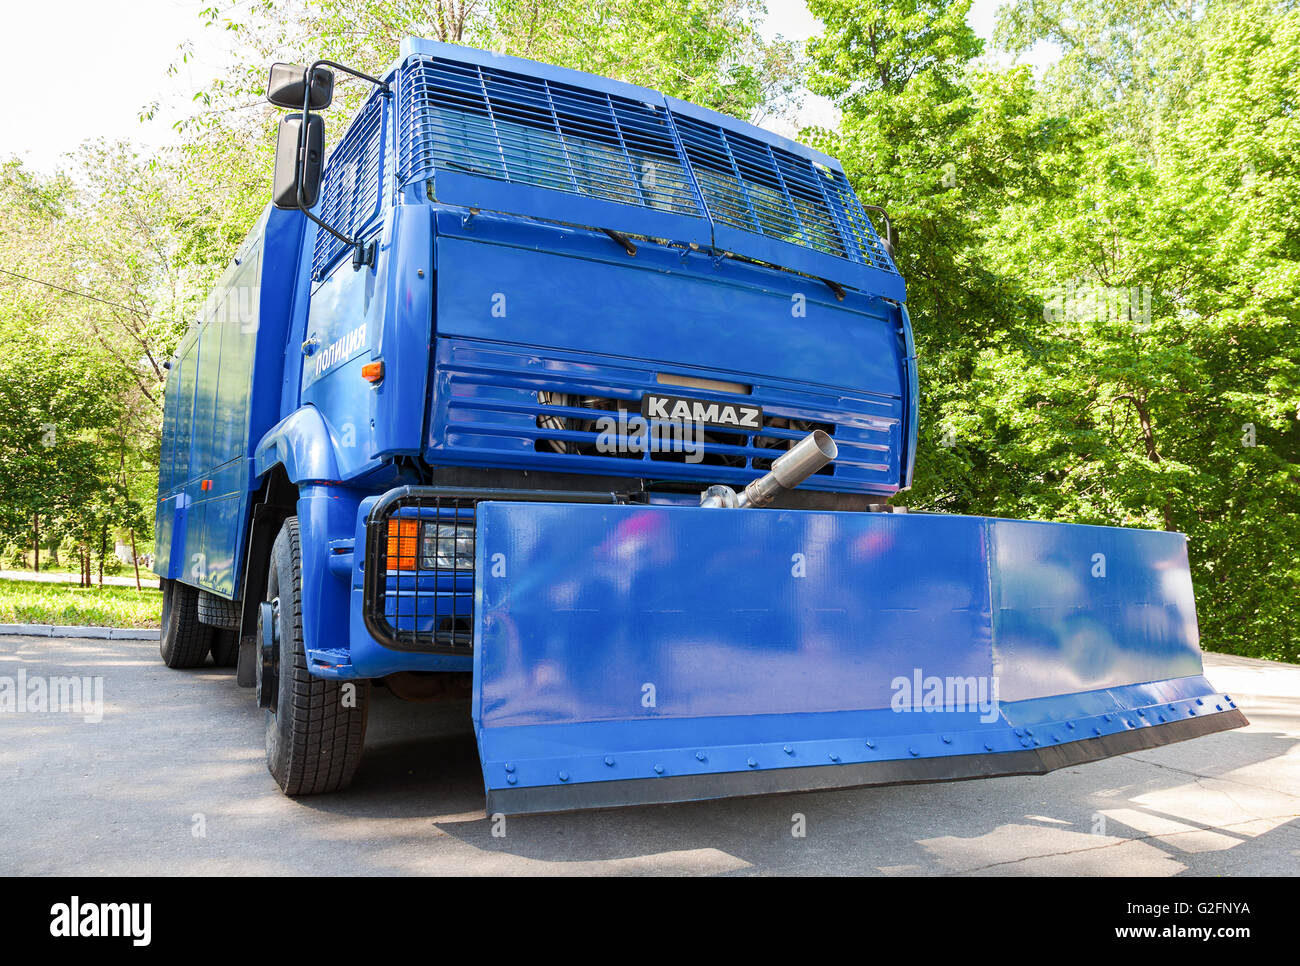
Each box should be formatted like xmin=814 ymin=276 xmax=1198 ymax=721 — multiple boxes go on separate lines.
xmin=0 ymin=569 xmax=159 ymax=589
xmin=1 ymin=635 xmax=1297 ymax=876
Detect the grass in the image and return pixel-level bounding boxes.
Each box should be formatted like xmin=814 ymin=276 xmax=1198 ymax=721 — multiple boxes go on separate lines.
xmin=0 ymin=577 xmax=162 ymax=628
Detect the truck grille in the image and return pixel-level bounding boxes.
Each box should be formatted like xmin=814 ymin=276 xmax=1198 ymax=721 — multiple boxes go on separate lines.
xmin=430 ymin=340 xmax=903 ymax=494
xmin=534 ymin=390 xmax=835 ymax=474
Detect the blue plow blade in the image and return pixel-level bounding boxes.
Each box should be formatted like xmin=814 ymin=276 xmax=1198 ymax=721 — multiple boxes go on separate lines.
xmin=472 ymin=503 xmax=1247 ymax=814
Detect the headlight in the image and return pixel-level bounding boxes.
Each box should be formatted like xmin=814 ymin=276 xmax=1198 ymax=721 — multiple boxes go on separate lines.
xmin=419 ymin=521 xmax=475 ymax=571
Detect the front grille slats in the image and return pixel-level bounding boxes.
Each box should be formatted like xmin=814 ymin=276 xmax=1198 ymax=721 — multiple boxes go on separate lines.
xmin=430 ymin=341 xmax=904 ymax=492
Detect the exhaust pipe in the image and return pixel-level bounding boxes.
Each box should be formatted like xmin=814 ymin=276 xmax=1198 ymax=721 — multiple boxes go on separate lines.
xmin=700 ymin=430 xmax=838 ymax=508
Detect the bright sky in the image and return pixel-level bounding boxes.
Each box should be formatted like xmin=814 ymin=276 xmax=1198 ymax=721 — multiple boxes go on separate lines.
xmin=0 ymin=0 xmax=1059 ymax=174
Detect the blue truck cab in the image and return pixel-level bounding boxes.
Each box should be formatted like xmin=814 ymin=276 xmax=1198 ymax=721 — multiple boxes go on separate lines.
xmin=153 ymin=39 xmax=1238 ymax=811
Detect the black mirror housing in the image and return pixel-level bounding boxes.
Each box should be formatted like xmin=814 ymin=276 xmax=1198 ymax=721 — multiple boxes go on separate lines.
xmin=271 ymin=113 xmax=324 ymax=210
xmin=267 ymin=62 xmax=334 ymax=110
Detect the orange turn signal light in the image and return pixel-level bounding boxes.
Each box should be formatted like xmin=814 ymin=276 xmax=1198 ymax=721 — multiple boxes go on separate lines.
xmin=386 ymin=519 xmax=418 ymax=570
xmin=362 ymin=360 xmax=384 ymax=383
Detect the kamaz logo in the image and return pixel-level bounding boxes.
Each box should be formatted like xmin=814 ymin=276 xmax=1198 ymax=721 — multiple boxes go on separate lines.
xmin=641 ymin=393 xmax=762 ymax=430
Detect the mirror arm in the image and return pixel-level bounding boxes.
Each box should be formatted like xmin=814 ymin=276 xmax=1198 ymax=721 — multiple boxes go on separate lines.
xmin=860 ymin=204 xmax=897 ymax=262
xmin=293 ymin=59 xmax=391 ymax=269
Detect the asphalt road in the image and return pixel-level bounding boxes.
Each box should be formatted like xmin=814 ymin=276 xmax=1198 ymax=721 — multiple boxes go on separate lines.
xmin=2 ymin=634 xmax=1297 ymax=876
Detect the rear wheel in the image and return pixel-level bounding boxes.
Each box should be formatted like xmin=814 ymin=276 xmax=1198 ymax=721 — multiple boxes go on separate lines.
xmin=263 ymin=516 xmax=369 ymax=795
xmin=209 ymin=628 xmax=240 ymax=668
xmin=159 ymin=578 xmax=214 ymax=669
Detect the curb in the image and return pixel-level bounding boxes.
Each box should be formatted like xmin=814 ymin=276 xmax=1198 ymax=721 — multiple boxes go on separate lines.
xmin=0 ymin=624 xmax=161 ymax=641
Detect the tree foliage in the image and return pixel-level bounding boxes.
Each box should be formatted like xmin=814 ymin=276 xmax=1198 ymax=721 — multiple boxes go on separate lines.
xmin=0 ymin=0 xmax=1295 ymax=657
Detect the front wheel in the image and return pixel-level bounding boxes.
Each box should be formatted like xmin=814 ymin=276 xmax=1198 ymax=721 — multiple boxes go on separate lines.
xmin=263 ymin=516 xmax=369 ymax=795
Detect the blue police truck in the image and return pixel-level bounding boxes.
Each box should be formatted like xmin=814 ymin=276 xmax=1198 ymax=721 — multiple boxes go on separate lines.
xmin=153 ymin=39 xmax=1244 ymax=813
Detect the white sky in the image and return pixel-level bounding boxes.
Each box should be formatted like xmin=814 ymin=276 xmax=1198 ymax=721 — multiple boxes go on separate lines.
xmin=0 ymin=0 xmax=1059 ymax=174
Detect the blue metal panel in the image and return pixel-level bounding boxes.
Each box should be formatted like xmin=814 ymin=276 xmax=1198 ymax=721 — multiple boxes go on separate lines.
xmin=254 ymin=406 xmax=342 ymax=484
xmin=369 ymin=203 xmax=434 ymax=461
xmin=427 ymin=218 xmax=908 ymax=493
xmin=472 ymin=502 xmax=1239 ymax=812
xmin=298 ymin=196 xmax=388 ymax=479
xmin=296 ymin=484 xmax=365 ymax=668
xmin=154 ymin=203 xmax=311 ymax=587
xmin=988 ymin=519 xmax=1204 ymax=701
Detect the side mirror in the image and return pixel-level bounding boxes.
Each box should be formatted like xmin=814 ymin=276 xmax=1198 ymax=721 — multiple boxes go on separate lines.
xmin=271 ymin=114 xmax=324 ymax=210
xmin=267 ymin=62 xmax=334 ymax=110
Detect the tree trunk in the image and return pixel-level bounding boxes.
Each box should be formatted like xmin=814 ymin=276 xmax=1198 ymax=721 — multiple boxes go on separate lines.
xmin=32 ymin=512 xmax=39 ymax=573
xmin=1119 ymin=392 xmax=1174 ymax=532
xmin=130 ymin=529 xmax=141 ymax=591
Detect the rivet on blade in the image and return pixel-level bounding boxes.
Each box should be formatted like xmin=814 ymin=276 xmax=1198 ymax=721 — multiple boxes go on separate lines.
xmin=1067 ymin=722 xmax=1075 ymax=730
xmin=507 ymin=775 xmax=517 ymax=784
xmin=984 ymin=743 xmax=993 ymax=751
xmin=829 ymin=753 xmax=839 ymax=762
xmin=865 ymin=740 xmax=875 ymax=749
xmin=942 ymin=735 xmax=951 ymax=744
xmin=654 ymin=764 xmax=664 ymax=774
xmin=909 ymin=747 xmax=919 ymax=757
xmin=505 ymin=763 xmax=515 ymax=773
xmin=696 ymin=751 xmax=706 ymax=761
xmin=1093 ymin=728 xmax=1101 ymax=735
xmin=747 ymin=758 xmax=758 ymax=768
xmin=558 ymin=771 xmax=569 ymax=781
xmin=604 ymin=756 xmax=615 ymax=767
xmin=1196 ymin=698 xmax=1204 ymax=706
xmin=783 ymin=745 xmax=794 ymax=755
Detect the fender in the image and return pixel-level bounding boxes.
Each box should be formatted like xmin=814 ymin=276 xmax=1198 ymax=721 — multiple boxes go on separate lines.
xmin=254 ymin=405 xmax=342 ymax=485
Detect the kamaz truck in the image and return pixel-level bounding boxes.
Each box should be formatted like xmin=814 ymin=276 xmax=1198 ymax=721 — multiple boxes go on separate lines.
xmin=152 ymin=39 xmax=1245 ymax=813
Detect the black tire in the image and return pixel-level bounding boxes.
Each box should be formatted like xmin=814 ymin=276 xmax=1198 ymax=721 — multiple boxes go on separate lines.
xmin=197 ymin=590 xmax=241 ymax=629
xmin=210 ymin=628 xmax=240 ymax=668
xmin=264 ymin=517 xmax=369 ymax=795
xmin=159 ymin=578 xmax=215 ymax=669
